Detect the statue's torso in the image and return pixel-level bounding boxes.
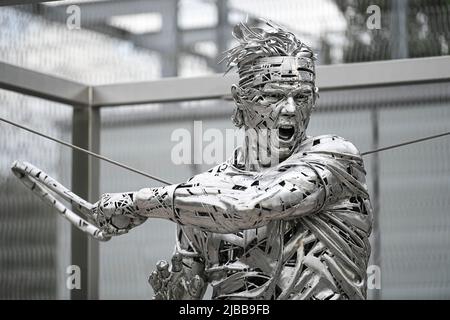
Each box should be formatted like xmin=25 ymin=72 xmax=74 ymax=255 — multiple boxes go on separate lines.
xmin=178 ymin=135 xmax=373 ymax=300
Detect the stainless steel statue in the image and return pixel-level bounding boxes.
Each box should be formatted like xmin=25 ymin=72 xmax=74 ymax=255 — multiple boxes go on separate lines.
xmin=13 ymin=20 xmax=373 ymax=300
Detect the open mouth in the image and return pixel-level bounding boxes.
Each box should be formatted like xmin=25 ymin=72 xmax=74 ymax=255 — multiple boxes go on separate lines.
xmin=278 ymin=125 xmax=296 ymax=141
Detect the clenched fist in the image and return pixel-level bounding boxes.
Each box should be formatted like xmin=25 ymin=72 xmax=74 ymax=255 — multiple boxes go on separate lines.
xmin=91 ymin=192 xmax=148 ymax=236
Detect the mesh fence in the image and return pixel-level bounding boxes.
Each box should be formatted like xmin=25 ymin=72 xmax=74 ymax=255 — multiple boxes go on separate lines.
xmin=1 ymin=2 xmax=450 ymax=300
xmin=329 ymin=0 xmax=450 ymax=63
xmin=0 ymin=6 xmax=165 ymax=299
xmin=0 ymin=89 xmax=72 ymax=299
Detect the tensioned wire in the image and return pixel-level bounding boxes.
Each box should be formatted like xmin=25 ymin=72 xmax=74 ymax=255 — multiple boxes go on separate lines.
xmin=1 ymin=115 xmax=449 ymax=185
xmin=0 ymin=116 xmax=172 ymax=185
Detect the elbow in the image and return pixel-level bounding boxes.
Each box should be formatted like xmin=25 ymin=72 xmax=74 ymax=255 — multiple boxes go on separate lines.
xmin=229 ymin=200 xmax=267 ymax=228
xmin=232 ymin=201 xmax=256 ymax=214
xmin=218 ymin=193 xmax=259 ymax=217
xmin=232 ymin=196 xmax=261 ymax=216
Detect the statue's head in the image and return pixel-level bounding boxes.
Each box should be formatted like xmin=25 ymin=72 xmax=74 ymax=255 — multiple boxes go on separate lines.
xmin=223 ymin=19 xmax=318 ymax=163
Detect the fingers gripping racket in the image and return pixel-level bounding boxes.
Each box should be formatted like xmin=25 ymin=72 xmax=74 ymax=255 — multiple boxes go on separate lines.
xmin=11 ymin=161 xmax=110 ymax=241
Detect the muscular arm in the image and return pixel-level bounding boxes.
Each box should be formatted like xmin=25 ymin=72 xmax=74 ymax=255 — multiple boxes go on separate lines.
xmin=137 ymin=162 xmax=328 ymax=233
xmin=95 ymin=136 xmax=367 ymax=235
xmin=134 ymin=137 xmax=366 ymax=233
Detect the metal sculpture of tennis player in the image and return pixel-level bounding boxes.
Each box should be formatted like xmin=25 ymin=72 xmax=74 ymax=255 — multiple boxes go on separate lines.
xmin=12 ymin=20 xmax=372 ymax=300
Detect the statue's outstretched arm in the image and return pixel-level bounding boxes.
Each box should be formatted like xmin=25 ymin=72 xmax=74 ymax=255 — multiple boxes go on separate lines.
xmin=136 ymin=158 xmax=331 ymax=233
xmin=94 ymin=138 xmax=366 ymax=234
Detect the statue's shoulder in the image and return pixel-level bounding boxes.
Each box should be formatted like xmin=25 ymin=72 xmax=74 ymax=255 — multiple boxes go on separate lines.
xmin=299 ymin=134 xmax=360 ymax=156
xmin=186 ymin=161 xmax=233 ymax=184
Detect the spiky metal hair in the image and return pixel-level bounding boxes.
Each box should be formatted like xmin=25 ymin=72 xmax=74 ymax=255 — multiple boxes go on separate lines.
xmin=221 ymin=19 xmax=316 ymax=73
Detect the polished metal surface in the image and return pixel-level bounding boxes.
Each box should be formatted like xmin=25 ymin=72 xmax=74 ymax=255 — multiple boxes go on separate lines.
xmin=87 ymin=20 xmax=373 ymax=299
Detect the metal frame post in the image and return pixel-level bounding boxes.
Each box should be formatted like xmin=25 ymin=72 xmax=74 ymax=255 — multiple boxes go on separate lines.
xmin=160 ymin=0 xmax=179 ymax=77
xmin=391 ymin=0 xmax=409 ymax=59
xmin=215 ymin=0 xmax=229 ymax=73
xmin=70 ymin=99 xmax=100 ymax=300
xmin=370 ymin=106 xmax=381 ymax=300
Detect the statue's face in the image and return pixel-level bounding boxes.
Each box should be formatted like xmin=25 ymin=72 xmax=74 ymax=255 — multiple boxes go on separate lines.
xmin=235 ymin=81 xmax=315 ymax=163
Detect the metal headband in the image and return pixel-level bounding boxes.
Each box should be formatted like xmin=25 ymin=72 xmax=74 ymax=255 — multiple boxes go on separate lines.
xmin=238 ymin=56 xmax=315 ymax=89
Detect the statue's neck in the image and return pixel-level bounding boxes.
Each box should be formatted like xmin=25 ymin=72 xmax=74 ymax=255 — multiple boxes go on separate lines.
xmin=239 ymin=137 xmax=304 ymax=172
xmin=233 ymin=127 xmax=308 ymax=172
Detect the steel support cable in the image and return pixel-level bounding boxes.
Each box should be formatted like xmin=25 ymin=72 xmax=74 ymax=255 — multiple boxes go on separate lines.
xmin=1 ymin=115 xmax=450 ymax=185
